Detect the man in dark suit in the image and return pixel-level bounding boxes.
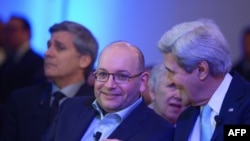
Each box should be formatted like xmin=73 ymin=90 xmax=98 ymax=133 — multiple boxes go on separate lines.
xmin=157 ymin=18 xmax=250 ymax=141
xmin=0 ymin=15 xmax=46 ymax=132
xmin=43 ymin=41 xmax=174 ymax=141
xmin=232 ymin=26 xmax=250 ymax=81
xmin=0 ymin=21 xmax=99 ymax=141
xmin=0 ymin=15 xmax=46 ymax=105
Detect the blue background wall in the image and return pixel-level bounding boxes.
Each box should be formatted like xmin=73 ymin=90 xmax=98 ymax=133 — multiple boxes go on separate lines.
xmin=1 ymin=0 xmax=250 ymax=67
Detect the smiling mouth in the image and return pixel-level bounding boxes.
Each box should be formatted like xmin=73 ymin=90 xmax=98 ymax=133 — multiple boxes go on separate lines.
xmin=102 ymin=92 xmax=121 ymax=96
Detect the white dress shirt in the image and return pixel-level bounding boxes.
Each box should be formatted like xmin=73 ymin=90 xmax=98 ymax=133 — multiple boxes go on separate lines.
xmin=189 ymin=73 xmax=232 ymax=141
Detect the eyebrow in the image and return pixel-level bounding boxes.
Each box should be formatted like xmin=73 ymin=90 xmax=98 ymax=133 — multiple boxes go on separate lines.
xmin=54 ymin=40 xmax=66 ymax=47
xmin=96 ymin=68 xmax=130 ymax=73
xmin=47 ymin=39 xmax=65 ymax=46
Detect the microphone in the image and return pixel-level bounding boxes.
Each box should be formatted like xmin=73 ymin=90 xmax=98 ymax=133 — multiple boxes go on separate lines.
xmin=93 ymin=131 xmax=102 ymax=141
xmin=214 ymin=115 xmax=222 ymax=125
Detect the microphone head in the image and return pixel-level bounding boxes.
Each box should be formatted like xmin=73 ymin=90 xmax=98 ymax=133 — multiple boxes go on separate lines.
xmin=93 ymin=131 xmax=102 ymax=141
xmin=214 ymin=115 xmax=222 ymax=124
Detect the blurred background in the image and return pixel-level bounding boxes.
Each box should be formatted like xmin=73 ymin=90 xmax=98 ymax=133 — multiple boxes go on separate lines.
xmin=1 ymin=0 xmax=250 ymax=67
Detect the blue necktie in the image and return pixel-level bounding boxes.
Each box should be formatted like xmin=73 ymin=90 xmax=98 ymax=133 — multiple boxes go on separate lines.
xmin=201 ymin=104 xmax=212 ymax=141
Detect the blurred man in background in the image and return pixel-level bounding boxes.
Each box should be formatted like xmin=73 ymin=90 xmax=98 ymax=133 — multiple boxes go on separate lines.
xmin=0 ymin=19 xmax=7 ymax=67
xmin=0 ymin=21 xmax=98 ymax=141
xmin=0 ymin=15 xmax=46 ymax=104
xmin=232 ymin=26 xmax=250 ymax=81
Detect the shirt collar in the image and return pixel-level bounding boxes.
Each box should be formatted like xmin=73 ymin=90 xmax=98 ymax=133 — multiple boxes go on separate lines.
xmin=208 ymin=73 xmax=232 ymax=114
xmin=51 ymin=80 xmax=85 ymax=97
xmin=92 ymin=97 xmax=143 ymax=121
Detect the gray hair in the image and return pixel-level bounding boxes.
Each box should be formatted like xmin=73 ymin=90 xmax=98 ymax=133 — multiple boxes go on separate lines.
xmin=49 ymin=21 xmax=98 ymax=77
xmin=158 ymin=18 xmax=232 ymax=76
xmin=147 ymin=63 xmax=166 ymax=93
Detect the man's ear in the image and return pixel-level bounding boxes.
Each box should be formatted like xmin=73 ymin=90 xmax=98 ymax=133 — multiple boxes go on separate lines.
xmin=197 ymin=61 xmax=209 ymax=80
xmin=79 ymin=55 xmax=92 ymax=69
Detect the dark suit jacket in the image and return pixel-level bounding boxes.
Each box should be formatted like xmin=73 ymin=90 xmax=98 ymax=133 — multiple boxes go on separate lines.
xmin=174 ymin=72 xmax=250 ymax=141
xmin=0 ymin=49 xmax=46 ymax=104
xmin=232 ymin=59 xmax=250 ymax=81
xmin=0 ymin=82 xmax=94 ymax=141
xmin=43 ymin=97 xmax=175 ymax=141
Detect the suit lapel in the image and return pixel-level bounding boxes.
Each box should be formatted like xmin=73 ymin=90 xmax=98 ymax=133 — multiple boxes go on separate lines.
xmin=212 ymin=73 xmax=247 ymax=140
xmin=108 ymin=102 xmax=149 ymax=140
xmin=75 ymin=106 xmax=97 ymax=137
xmin=61 ymin=99 xmax=97 ymax=141
xmin=32 ymin=84 xmax=51 ymax=121
xmin=27 ymin=84 xmax=52 ymax=138
xmin=175 ymin=106 xmax=200 ymax=141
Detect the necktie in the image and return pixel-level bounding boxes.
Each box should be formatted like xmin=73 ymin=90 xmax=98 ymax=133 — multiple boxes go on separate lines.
xmin=49 ymin=91 xmax=66 ymax=123
xmin=200 ymin=104 xmax=212 ymax=141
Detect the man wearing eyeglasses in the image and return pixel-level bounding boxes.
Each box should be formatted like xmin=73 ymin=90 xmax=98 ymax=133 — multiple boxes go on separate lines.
xmin=43 ymin=41 xmax=174 ymax=141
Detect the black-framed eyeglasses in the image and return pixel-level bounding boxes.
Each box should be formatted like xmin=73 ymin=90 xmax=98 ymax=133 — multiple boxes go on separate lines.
xmin=93 ymin=71 xmax=143 ymax=84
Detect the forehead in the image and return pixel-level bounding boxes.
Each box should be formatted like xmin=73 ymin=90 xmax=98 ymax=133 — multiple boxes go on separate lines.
xmin=7 ymin=18 xmax=23 ymax=28
xmin=51 ymin=31 xmax=73 ymax=37
xmin=50 ymin=31 xmax=74 ymax=42
xmin=98 ymin=44 xmax=140 ymax=72
xmin=163 ymin=53 xmax=181 ymax=71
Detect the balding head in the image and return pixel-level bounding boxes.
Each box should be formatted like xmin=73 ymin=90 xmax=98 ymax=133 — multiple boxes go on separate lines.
xmin=99 ymin=41 xmax=145 ymax=72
